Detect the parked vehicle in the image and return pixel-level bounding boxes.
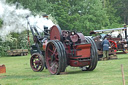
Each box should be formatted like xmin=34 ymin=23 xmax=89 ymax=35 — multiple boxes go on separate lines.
xmin=90 ymin=25 xmax=128 ymax=60
xmin=7 ymin=49 xmax=28 ymax=56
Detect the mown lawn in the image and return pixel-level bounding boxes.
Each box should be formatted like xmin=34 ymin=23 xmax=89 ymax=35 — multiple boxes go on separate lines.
xmin=0 ymin=54 xmax=128 ymax=85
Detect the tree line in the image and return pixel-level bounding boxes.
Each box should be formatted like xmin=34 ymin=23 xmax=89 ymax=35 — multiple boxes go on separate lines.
xmin=6 ymin=0 xmax=128 ymax=35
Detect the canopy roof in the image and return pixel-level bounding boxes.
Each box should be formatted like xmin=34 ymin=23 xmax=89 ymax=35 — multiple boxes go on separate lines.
xmin=90 ymin=27 xmax=127 ymax=35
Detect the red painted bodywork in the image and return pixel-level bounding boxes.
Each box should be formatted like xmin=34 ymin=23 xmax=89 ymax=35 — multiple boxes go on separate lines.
xmin=76 ymin=44 xmax=91 ymax=58
xmin=48 ymin=26 xmax=92 ymax=67
xmin=63 ymin=33 xmax=91 ymax=67
xmin=69 ymin=44 xmax=91 ymax=67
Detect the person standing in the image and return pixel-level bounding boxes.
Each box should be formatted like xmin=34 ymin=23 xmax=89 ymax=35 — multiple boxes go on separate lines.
xmin=101 ymin=37 xmax=111 ymax=60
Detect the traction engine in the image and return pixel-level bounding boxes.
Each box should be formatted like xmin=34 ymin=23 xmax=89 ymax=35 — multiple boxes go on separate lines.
xmin=26 ymin=16 xmax=98 ymax=75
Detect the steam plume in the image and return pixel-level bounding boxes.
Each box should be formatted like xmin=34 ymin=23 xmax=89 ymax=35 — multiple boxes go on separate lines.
xmin=0 ymin=0 xmax=54 ymax=40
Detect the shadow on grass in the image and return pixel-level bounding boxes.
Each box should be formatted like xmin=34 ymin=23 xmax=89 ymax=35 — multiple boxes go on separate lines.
xmin=67 ymin=70 xmax=88 ymax=74
xmin=118 ymin=57 xmax=128 ymax=60
xmin=0 ymin=55 xmax=29 ymax=58
xmin=110 ymin=55 xmax=128 ymax=61
xmin=1 ymin=74 xmax=52 ymax=80
xmin=66 ymin=70 xmax=98 ymax=75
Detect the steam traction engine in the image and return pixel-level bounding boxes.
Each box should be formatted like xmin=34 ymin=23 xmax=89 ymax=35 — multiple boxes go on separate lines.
xmin=90 ymin=25 xmax=128 ymax=60
xmin=27 ymin=17 xmax=98 ymax=75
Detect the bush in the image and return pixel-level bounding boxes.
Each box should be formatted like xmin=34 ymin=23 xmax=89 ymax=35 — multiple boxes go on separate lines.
xmin=0 ymin=18 xmax=3 ymax=28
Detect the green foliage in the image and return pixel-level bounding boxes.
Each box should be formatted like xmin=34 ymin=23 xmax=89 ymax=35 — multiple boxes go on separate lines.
xmin=0 ymin=18 xmax=3 ymax=28
xmin=0 ymin=31 xmax=31 ymax=56
xmin=0 ymin=34 xmax=16 ymax=56
xmin=102 ymin=0 xmax=121 ymax=29
xmin=6 ymin=0 xmax=53 ymax=14
xmin=48 ymin=0 xmax=111 ymax=35
xmin=0 ymin=41 xmax=10 ymax=56
xmin=6 ymin=0 xmax=124 ymax=35
xmin=10 ymin=31 xmax=32 ymax=49
xmin=51 ymin=1 xmax=71 ymax=30
xmin=109 ymin=0 xmax=128 ymax=24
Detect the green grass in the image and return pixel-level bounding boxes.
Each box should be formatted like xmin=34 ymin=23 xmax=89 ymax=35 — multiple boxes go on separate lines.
xmin=0 ymin=54 xmax=128 ymax=85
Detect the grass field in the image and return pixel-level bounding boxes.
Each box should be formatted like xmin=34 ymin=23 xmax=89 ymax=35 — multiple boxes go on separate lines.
xmin=0 ymin=54 xmax=128 ymax=85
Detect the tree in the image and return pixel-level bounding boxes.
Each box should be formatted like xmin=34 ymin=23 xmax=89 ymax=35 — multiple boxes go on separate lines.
xmin=109 ymin=0 xmax=128 ymax=24
xmin=6 ymin=0 xmax=124 ymax=35
xmin=0 ymin=18 xmax=3 ymax=28
xmin=6 ymin=0 xmax=53 ymax=14
xmin=102 ymin=0 xmax=121 ymax=28
xmin=47 ymin=0 xmax=110 ymax=35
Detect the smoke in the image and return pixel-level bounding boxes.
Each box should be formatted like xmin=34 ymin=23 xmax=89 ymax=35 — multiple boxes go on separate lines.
xmin=0 ymin=0 xmax=54 ymax=40
xmin=27 ymin=15 xmax=55 ymax=32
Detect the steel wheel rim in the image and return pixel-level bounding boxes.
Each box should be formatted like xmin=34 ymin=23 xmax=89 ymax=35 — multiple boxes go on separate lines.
xmin=54 ymin=40 xmax=67 ymax=72
xmin=109 ymin=40 xmax=117 ymax=49
xmin=83 ymin=37 xmax=98 ymax=71
xmin=30 ymin=53 xmax=44 ymax=72
xmin=46 ymin=41 xmax=61 ymax=74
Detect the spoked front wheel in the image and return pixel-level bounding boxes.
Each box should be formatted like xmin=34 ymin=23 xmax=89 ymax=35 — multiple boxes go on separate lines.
xmin=30 ymin=53 xmax=45 ymax=72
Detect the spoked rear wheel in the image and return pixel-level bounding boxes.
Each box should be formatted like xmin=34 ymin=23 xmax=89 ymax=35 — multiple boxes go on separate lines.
xmin=82 ymin=37 xmax=98 ymax=71
xmin=30 ymin=53 xmax=45 ymax=72
xmin=45 ymin=40 xmax=67 ymax=75
xmin=109 ymin=40 xmax=117 ymax=49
